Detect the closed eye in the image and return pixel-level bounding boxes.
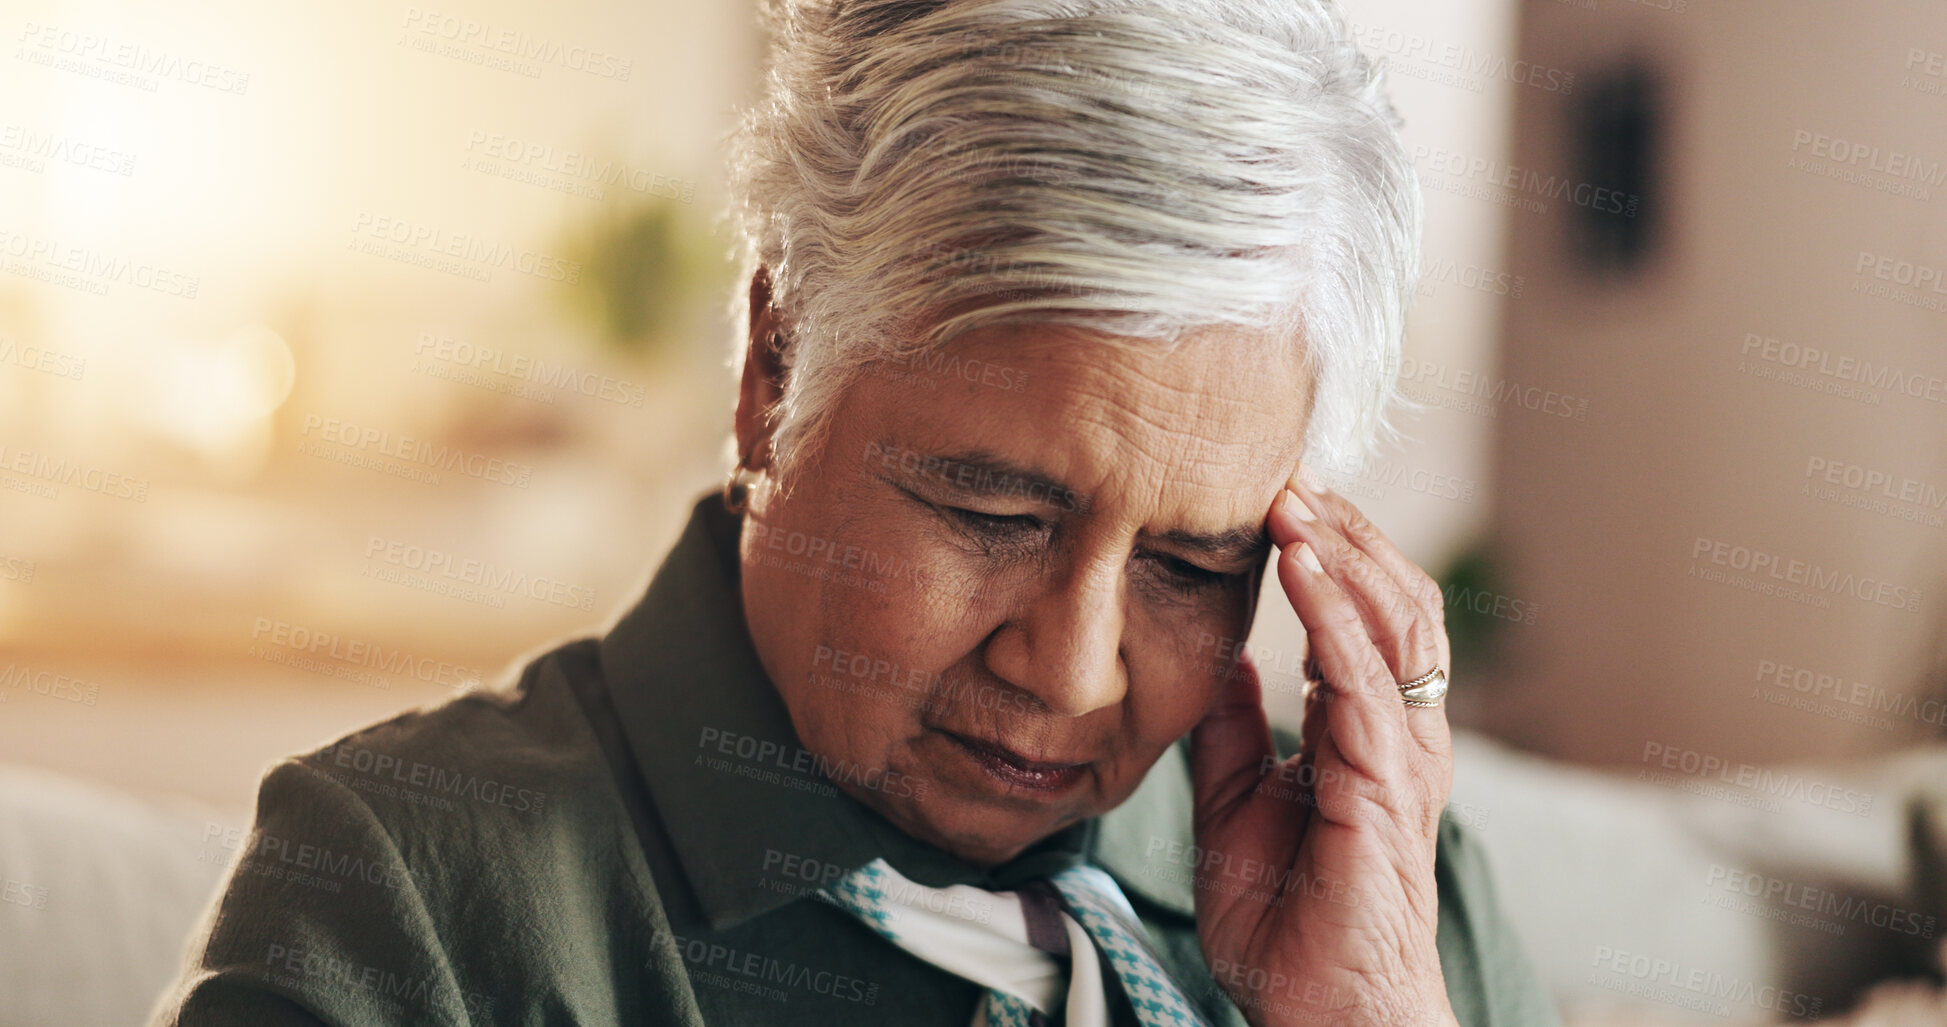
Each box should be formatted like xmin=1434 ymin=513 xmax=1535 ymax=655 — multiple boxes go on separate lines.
xmin=946 ymin=506 xmax=1045 ymax=536
xmin=1143 ymin=551 xmax=1233 ymax=590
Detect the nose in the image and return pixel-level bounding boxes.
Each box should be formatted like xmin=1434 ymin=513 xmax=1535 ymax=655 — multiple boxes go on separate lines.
xmin=982 ymin=554 xmax=1127 ymax=718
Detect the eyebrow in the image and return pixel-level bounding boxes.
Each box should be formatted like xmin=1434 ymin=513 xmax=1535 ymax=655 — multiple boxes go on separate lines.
xmin=894 ymin=449 xmax=1087 ymax=513
xmin=891 ymin=447 xmax=1272 ymax=564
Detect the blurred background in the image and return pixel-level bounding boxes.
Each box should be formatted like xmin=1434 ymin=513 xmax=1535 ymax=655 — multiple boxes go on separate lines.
xmin=2 ymin=1 xmax=1944 ymax=1025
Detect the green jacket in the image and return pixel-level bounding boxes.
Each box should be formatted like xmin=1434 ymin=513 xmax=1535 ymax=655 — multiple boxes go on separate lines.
xmin=150 ymin=493 xmax=1561 ymax=1026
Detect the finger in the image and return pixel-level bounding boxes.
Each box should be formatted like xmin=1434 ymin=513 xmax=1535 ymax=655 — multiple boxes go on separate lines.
xmin=1274 ymin=534 xmax=1407 ymax=784
xmin=1291 ymin=472 xmax=1450 ymax=673
xmin=1300 ymin=670 xmax=1331 ymax=760
xmin=1276 ymin=484 xmax=1453 ymax=760
xmin=1269 ymin=489 xmax=1444 ymax=694
xmin=1293 ymin=672 xmax=1328 ymax=809
xmin=1189 ymin=649 xmax=1277 ymax=826
xmin=1298 ymin=647 xmax=1327 ymax=764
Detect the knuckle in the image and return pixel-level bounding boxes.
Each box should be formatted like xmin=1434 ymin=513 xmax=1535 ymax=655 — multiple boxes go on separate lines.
xmin=1402 ymin=620 xmax=1442 ymax=662
xmin=1376 ymin=581 xmax=1421 ymax=624
xmin=1367 ymin=623 xmax=1411 ymax=656
xmin=1407 ymin=572 xmax=1444 ymax=612
xmin=1323 ymin=599 xmax=1367 ymax=636
xmin=1339 ymin=504 xmax=1381 ymax=542
xmin=1308 ymin=486 xmax=1352 ymax=519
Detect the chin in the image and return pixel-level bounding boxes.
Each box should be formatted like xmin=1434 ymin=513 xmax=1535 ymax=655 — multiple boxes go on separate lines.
xmin=900 ymin=787 xmax=1082 ymax=867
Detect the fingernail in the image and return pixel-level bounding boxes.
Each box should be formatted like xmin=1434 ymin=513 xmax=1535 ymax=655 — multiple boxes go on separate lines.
xmin=1277 ymin=488 xmax=1315 ymax=524
xmin=1296 ymin=542 xmax=1323 ymax=573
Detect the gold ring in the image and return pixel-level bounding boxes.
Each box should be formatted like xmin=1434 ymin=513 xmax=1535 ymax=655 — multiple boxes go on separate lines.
xmin=1398 ymin=667 xmax=1448 ymax=708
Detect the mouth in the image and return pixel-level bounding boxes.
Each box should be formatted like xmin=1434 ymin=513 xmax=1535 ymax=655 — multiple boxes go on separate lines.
xmin=942 ymin=730 xmax=1091 ymax=794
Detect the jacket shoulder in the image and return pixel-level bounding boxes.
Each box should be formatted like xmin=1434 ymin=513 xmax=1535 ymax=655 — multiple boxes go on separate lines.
xmin=152 ymin=639 xmax=666 ymax=1026
xmin=1430 ymin=779 xmax=1562 ymax=1027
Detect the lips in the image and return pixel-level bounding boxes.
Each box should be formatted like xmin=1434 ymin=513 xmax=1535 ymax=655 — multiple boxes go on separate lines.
xmin=943 ymin=731 xmax=1090 ymax=793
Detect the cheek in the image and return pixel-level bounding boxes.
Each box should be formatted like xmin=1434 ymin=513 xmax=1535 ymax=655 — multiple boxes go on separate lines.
xmin=1124 ymin=594 xmax=1256 ymax=732
xmin=790 ymin=511 xmax=1007 ymax=738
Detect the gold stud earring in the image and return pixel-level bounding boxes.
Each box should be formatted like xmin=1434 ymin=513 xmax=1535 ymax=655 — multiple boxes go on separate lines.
xmin=723 ymin=444 xmax=763 ymax=515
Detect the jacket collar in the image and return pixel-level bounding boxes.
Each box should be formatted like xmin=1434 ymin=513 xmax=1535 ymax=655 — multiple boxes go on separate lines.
xmin=596 ymin=492 xmax=1198 ymax=931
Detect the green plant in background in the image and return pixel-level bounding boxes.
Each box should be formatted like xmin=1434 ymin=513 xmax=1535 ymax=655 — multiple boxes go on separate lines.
xmin=1436 ymin=540 xmax=1527 ymax=680
xmin=556 ymin=189 xmax=731 ymax=361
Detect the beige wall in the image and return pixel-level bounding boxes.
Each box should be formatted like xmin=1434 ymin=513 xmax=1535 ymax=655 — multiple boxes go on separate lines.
xmin=1470 ymin=0 xmax=1947 ymax=765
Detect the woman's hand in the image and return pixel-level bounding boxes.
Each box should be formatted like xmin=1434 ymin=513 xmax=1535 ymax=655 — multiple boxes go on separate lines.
xmin=1188 ymin=473 xmax=1457 ymax=1027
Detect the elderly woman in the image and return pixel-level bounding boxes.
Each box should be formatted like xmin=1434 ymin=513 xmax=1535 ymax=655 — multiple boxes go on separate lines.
xmin=152 ymin=1 xmax=1557 ymax=1025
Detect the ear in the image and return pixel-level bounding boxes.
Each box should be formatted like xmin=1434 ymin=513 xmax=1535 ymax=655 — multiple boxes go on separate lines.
xmin=735 ymin=266 xmax=788 ymax=472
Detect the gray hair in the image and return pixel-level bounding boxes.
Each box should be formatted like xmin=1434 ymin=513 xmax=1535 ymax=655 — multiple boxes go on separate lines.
xmin=721 ymin=0 xmax=1423 ymax=479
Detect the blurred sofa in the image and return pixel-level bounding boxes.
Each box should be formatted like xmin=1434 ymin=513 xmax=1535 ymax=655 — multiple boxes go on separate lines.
xmin=0 ymin=764 xmax=239 ymax=1027
xmin=1449 ymin=733 xmax=1947 ymax=1025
